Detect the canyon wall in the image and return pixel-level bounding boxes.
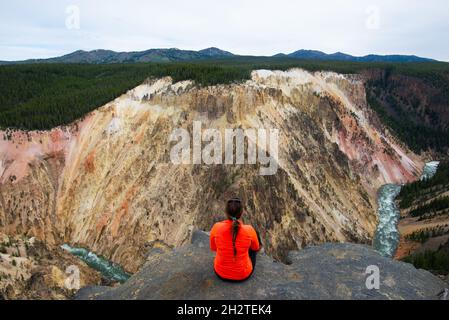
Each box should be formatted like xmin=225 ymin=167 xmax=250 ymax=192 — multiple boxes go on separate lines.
xmin=0 ymin=69 xmax=423 ymax=272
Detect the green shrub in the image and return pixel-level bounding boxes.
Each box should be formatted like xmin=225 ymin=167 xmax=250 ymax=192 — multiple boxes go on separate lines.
xmin=409 ymin=197 xmax=449 ymax=218
xmin=402 ymin=250 xmax=449 ymax=273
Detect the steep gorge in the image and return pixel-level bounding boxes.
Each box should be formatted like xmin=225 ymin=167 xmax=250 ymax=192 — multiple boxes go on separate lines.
xmin=0 ymin=69 xmax=423 ymax=273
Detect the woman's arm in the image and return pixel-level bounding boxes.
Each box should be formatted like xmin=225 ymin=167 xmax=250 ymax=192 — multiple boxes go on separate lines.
xmin=250 ymin=226 xmax=260 ymax=251
xmin=210 ymin=224 xmax=217 ymax=252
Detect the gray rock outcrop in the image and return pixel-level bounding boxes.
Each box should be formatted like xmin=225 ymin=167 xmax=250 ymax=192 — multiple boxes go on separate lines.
xmin=75 ymin=231 xmax=447 ymax=300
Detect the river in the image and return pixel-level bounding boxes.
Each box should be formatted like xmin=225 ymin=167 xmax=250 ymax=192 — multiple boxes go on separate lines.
xmin=61 ymin=244 xmax=131 ymax=283
xmin=373 ymin=161 xmax=440 ymax=258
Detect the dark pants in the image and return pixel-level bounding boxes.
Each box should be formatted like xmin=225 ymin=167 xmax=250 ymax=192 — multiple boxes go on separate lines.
xmin=248 ymin=249 xmax=257 ymax=272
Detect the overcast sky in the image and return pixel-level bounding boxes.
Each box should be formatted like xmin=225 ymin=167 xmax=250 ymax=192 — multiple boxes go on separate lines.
xmin=1 ymin=0 xmax=448 ymax=61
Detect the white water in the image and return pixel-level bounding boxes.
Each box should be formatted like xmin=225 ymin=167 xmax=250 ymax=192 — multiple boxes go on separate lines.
xmin=61 ymin=244 xmax=131 ymax=283
xmin=373 ymin=184 xmax=402 ymax=257
xmin=373 ymin=161 xmax=440 ymax=257
xmin=421 ymin=161 xmax=440 ymax=181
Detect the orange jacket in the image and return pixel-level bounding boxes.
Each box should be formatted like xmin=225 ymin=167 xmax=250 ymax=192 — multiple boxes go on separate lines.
xmin=210 ymin=219 xmax=260 ymax=281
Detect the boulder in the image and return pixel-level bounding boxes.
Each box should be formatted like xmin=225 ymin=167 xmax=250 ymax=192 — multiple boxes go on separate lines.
xmin=76 ymin=231 xmax=447 ymax=300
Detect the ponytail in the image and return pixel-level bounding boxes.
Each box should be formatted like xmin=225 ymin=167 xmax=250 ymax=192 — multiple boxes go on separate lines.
xmin=231 ymin=216 xmax=240 ymax=257
xmin=226 ymin=198 xmax=243 ymax=257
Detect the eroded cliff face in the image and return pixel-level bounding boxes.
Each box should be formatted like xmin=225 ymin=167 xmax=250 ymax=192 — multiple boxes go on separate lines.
xmin=0 ymin=232 xmax=102 ymax=299
xmin=0 ymin=69 xmax=423 ymax=272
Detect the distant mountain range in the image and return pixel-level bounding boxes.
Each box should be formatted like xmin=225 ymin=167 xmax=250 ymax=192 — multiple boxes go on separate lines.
xmin=278 ymin=50 xmax=435 ymax=63
xmin=0 ymin=47 xmax=436 ymax=64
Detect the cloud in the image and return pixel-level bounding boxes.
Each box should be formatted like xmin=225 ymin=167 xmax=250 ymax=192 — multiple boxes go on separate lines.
xmin=0 ymin=0 xmax=448 ymax=61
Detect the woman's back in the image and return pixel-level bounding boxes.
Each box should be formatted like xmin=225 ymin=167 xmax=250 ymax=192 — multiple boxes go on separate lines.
xmin=210 ymin=219 xmax=260 ymax=281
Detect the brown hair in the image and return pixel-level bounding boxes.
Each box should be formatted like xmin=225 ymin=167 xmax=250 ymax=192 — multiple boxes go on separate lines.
xmin=226 ymin=198 xmax=243 ymax=257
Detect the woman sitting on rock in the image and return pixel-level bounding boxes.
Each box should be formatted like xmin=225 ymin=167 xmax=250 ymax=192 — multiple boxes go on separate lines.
xmin=210 ymin=197 xmax=260 ymax=282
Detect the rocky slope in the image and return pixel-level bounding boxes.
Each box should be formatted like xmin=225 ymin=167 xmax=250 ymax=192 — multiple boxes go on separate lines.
xmin=396 ymin=204 xmax=449 ymax=261
xmin=76 ymin=231 xmax=447 ymax=300
xmin=0 ymin=232 xmax=101 ymax=299
xmin=0 ymin=69 xmax=423 ymax=276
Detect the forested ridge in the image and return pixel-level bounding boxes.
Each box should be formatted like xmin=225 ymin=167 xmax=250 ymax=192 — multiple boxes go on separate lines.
xmin=398 ymin=161 xmax=449 ymax=275
xmin=1 ymin=58 xmax=449 ymax=154
xmin=0 ymin=63 xmax=250 ymax=130
xmin=399 ymin=162 xmax=449 ymax=209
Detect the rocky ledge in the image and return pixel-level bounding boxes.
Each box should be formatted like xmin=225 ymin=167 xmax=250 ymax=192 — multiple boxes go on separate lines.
xmin=76 ymin=231 xmax=447 ymax=300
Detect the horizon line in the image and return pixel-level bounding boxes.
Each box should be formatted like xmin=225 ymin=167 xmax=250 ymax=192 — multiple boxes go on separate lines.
xmin=0 ymin=46 xmax=445 ymax=63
